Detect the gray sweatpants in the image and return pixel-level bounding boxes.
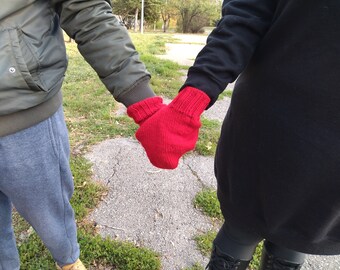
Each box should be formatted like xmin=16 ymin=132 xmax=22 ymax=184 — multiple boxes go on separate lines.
xmin=0 ymin=106 xmax=80 ymax=269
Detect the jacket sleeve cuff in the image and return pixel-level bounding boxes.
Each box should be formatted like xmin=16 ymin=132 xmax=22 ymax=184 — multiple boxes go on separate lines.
xmin=116 ymin=77 xmax=156 ymax=107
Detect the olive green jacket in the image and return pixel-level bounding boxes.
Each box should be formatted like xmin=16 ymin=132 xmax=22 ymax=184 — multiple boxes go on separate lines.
xmin=0 ymin=0 xmax=154 ymax=136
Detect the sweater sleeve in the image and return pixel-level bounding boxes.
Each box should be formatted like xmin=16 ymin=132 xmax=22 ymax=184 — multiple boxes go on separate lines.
xmin=51 ymin=0 xmax=155 ymax=106
xmin=183 ymin=0 xmax=277 ymax=106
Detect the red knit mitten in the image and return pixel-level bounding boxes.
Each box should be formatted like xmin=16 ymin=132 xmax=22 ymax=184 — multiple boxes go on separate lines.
xmin=127 ymin=96 xmax=165 ymax=125
xmin=132 ymin=86 xmax=210 ymax=169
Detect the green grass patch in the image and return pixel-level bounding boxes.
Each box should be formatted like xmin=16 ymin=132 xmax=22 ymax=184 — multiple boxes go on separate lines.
xmin=78 ymin=230 xmax=161 ymax=270
xmin=129 ymin=32 xmax=178 ymax=55
xmin=195 ymin=118 xmax=221 ymax=156
xmin=249 ymin=242 xmax=263 ymax=270
xmin=13 ymin=213 xmax=32 ymax=246
xmin=195 ymin=230 xmax=217 ymax=257
xmin=18 ymin=228 xmax=161 ymax=270
xmin=19 ymin=233 xmax=55 ymax=270
xmin=218 ymin=89 xmax=233 ymax=100
xmin=140 ymin=54 xmax=184 ymax=99
xmin=183 ymin=262 xmax=205 ymax=270
xmin=194 ymin=189 xmax=223 ymax=220
xmin=129 ymin=33 xmax=186 ymax=98
xmin=62 ymin=44 xmax=138 ymax=152
xmin=70 ymin=156 xmax=107 ymax=221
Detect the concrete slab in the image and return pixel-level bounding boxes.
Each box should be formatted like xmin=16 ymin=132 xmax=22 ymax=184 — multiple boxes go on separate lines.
xmin=86 ymin=138 xmax=214 ymax=270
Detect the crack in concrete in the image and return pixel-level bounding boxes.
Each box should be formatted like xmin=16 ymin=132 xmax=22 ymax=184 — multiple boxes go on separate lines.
xmin=104 ymin=145 xmax=125 ymax=185
xmin=183 ymin=156 xmax=207 ymax=189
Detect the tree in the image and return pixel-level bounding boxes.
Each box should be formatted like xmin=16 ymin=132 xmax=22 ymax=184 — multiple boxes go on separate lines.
xmin=144 ymin=0 xmax=162 ymax=23
xmin=112 ymin=0 xmax=162 ymax=31
xmin=173 ymin=0 xmax=221 ymax=33
xmin=112 ymin=0 xmax=140 ymax=30
xmin=160 ymin=0 xmax=176 ymax=32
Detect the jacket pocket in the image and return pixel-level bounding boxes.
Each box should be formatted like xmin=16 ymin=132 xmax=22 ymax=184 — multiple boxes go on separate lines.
xmin=4 ymin=28 xmax=46 ymax=92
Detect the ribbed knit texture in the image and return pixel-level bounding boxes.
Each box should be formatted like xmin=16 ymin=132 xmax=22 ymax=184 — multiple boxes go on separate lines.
xmin=169 ymin=86 xmax=210 ymax=118
xmin=134 ymin=86 xmax=210 ymax=169
xmin=127 ymin=96 xmax=164 ymax=125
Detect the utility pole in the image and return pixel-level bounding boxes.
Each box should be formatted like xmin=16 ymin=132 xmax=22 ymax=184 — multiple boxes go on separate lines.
xmin=140 ymin=0 xmax=144 ymax=34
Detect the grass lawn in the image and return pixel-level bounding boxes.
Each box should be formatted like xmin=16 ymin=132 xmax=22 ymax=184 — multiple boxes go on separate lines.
xmin=13 ymin=32 xmax=240 ymax=270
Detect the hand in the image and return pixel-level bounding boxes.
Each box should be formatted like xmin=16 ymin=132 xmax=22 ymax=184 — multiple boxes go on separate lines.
xmin=130 ymin=87 xmax=210 ymax=169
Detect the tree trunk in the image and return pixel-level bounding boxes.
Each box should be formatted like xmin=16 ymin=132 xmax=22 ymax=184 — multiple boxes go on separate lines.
xmin=182 ymin=9 xmax=190 ymax=33
xmin=163 ymin=18 xmax=169 ymax=32
xmin=134 ymin=8 xmax=139 ymax=32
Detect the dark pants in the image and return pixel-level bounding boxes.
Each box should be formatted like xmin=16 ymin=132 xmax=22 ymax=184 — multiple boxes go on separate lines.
xmin=214 ymin=222 xmax=306 ymax=263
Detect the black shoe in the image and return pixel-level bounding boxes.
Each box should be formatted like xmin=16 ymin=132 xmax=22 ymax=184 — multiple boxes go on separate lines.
xmin=259 ymin=247 xmax=303 ymax=270
xmin=205 ymin=245 xmax=250 ymax=270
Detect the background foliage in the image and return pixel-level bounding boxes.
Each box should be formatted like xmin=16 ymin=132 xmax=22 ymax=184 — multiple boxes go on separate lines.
xmin=112 ymin=0 xmax=222 ymax=33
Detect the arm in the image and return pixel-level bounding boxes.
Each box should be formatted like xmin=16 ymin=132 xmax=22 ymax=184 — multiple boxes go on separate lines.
xmin=52 ymin=0 xmax=154 ymax=106
xmin=183 ymin=0 xmax=277 ymax=106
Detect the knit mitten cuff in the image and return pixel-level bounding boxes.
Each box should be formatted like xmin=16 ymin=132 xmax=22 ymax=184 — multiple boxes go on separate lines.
xmin=170 ymin=86 xmax=210 ymax=118
xmin=127 ymin=96 xmax=164 ymax=125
